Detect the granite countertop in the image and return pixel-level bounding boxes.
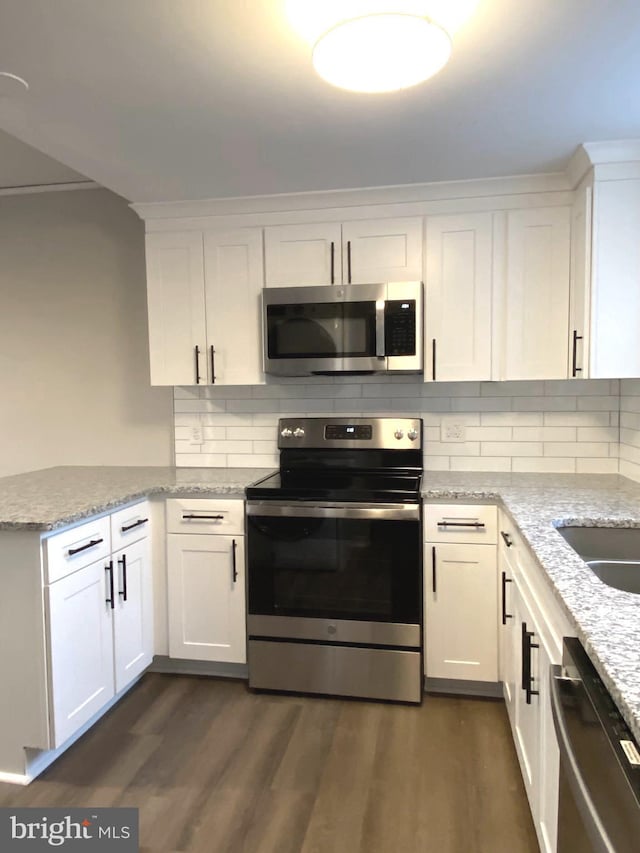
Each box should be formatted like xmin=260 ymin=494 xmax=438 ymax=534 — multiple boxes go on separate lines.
xmin=0 ymin=466 xmax=273 ymax=531
xmin=423 ymin=471 xmax=640 ymax=743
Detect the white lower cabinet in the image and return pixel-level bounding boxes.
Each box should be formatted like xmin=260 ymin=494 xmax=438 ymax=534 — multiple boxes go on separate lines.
xmin=425 ymin=542 xmax=498 ymax=681
xmin=113 ymin=537 xmax=154 ymax=692
xmin=166 ymin=499 xmax=246 ymax=664
xmin=424 ymin=504 xmax=498 ymax=684
xmin=498 ymin=509 xmax=571 ymax=853
xmin=46 ymin=504 xmax=153 ymax=748
xmin=47 ymin=558 xmax=116 ymax=747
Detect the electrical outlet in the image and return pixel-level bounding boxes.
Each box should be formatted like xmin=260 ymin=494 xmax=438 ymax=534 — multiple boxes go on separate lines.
xmin=189 ymin=425 xmax=203 ymax=446
xmin=441 ymin=420 xmax=466 ymax=443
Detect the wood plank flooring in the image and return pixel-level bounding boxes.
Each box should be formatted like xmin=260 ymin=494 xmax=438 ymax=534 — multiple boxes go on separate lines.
xmin=0 ymin=675 xmax=539 ymax=853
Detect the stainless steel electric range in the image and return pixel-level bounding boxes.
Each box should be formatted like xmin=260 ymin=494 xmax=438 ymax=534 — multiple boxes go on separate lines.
xmin=245 ymin=416 xmax=423 ymax=704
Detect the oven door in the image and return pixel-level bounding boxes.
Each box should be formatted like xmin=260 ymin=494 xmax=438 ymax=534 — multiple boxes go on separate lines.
xmin=246 ymin=502 xmax=421 ymax=647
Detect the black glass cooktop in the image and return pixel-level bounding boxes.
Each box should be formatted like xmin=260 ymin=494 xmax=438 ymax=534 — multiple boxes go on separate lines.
xmin=246 ymin=469 xmax=422 ymax=504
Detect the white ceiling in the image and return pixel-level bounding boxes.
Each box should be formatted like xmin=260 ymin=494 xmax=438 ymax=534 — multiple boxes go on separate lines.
xmin=0 ymin=0 xmax=639 ymax=202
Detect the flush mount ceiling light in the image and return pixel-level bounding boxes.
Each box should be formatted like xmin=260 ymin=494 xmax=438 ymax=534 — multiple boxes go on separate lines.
xmin=312 ymin=12 xmax=451 ymax=93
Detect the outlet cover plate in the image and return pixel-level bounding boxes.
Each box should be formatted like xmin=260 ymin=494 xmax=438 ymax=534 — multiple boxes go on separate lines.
xmin=441 ymin=419 xmax=466 ymax=443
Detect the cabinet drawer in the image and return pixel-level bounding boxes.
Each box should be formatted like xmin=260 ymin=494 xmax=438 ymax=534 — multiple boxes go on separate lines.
xmin=111 ymin=500 xmax=151 ymax=551
xmin=166 ymin=498 xmax=244 ymax=535
xmin=44 ymin=515 xmax=111 ymax=584
xmin=424 ymin=504 xmax=497 ymax=544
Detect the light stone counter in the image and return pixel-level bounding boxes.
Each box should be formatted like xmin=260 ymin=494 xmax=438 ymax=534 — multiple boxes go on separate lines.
xmin=423 ymin=471 xmax=640 ymax=743
xmin=0 ymin=466 xmax=273 ymax=531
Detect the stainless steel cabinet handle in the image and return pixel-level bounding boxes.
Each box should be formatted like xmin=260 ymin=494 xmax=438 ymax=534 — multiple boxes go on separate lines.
xmin=194 ymin=345 xmax=202 ymax=384
xmin=210 ymin=345 xmax=216 ymax=383
xmin=432 ymin=339 xmax=436 ymax=381
xmin=431 ymin=545 xmax=437 ymax=594
xmin=182 ymin=513 xmax=225 ymax=520
xmin=347 ymin=240 xmax=352 ymax=283
xmin=330 ymin=241 xmax=335 ymax=284
xmin=105 ymin=561 xmax=115 ymax=610
xmin=437 ymin=521 xmax=486 ymax=529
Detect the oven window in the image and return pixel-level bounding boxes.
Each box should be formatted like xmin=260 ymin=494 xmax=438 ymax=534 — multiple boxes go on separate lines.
xmin=266 ymin=301 xmax=376 ymax=359
xmin=247 ymin=514 xmax=420 ymax=623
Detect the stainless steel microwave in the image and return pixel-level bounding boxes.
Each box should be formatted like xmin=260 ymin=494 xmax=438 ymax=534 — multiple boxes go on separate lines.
xmin=262 ymin=281 xmax=423 ymax=376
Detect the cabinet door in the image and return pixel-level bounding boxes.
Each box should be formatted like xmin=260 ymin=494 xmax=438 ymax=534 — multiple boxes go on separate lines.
xmin=341 ymin=217 xmax=423 ymax=284
xmin=425 ymin=213 xmax=493 ymax=381
xmin=512 ymin=585 xmax=541 ymax=819
xmin=113 ymin=538 xmax=153 ymax=693
xmin=204 ymin=228 xmax=264 ymax=385
xmin=569 ymin=186 xmax=592 ymax=379
xmin=46 ymin=559 xmax=115 ymax=747
xmin=167 ymin=534 xmax=246 ymax=664
xmin=590 ymin=178 xmax=640 ymax=378
xmin=264 ymin=223 xmax=342 ymax=286
xmin=424 ymin=542 xmax=498 ymax=681
xmin=145 ymin=231 xmax=207 ymax=385
xmin=503 ymin=207 xmax=571 ymax=379
xmin=498 ymin=551 xmax=516 ymax=724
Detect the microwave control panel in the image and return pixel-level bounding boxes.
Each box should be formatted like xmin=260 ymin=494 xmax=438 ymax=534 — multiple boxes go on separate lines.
xmin=385 ymin=300 xmax=416 ymax=356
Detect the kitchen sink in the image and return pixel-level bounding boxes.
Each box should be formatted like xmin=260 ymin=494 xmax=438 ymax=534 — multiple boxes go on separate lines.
xmin=557 ymin=526 xmax=640 ymax=594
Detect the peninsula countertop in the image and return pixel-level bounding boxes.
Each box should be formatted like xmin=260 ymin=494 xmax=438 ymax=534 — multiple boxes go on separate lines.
xmin=0 ymin=465 xmax=273 ymax=531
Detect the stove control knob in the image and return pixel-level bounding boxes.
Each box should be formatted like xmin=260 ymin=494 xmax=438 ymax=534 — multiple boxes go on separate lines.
xmin=280 ymin=427 xmax=293 ymax=438
xmin=407 ymin=428 xmax=419 ymax=441
xmin=394 ymin=428 xmax=405 ymax=440
xmin=293 ymin=427 xmax=305 ymax=438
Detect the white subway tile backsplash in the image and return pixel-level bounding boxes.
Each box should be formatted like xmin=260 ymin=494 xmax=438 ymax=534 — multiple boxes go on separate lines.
xmin=576 ymin=458 xmax=619 ymax=474
xmin=450 ymin=456 xmax=511 ymax=472
xmin=174 ymin=379 xmax=625 ymax=476
xmin=512 ymin=427 xmax=576 ymax=442
xmin=513 ymin=458 xmax=576 ymax=473
xmin=482 ymin=442 xmax=542 ymax=457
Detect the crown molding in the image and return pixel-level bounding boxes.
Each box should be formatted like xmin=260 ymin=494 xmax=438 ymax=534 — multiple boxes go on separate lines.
xmin=0 ymin=180 xmax=99 ymax=197
xmin=131 ymin=171 xmax=571 ymax=221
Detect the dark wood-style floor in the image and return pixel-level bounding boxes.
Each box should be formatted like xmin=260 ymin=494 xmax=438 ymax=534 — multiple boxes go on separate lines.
xmin=0 ymin=675 xmax=538 ymax=852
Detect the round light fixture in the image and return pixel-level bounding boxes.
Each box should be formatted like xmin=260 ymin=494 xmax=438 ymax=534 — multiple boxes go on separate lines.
xmin=312 ymin=13 xmax=451 ymax=93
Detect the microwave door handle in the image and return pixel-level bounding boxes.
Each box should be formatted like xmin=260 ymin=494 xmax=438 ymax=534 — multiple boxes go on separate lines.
xmin=375 ymin=300 xmax=386 ymax=359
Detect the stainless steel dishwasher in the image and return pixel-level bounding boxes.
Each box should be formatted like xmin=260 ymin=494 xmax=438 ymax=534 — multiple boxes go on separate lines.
xmin=550 ymin=637 xmax=640 ymax=853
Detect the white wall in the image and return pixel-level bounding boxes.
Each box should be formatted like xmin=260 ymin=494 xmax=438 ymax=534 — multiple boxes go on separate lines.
xmin=174 ymin=378 xmax=620 ymax=474
xmin=0 ymin=188 xmax=173 ymax=477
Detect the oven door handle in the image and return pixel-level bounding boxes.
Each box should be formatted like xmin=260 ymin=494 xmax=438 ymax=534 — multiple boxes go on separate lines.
xmin=246 ymin=502 xmax=420 ymax=521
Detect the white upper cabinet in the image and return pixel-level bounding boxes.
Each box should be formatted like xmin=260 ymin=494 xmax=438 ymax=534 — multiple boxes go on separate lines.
xmin=341 ymin=217 xmax=423 ymax=283
xmin=145 ymin=231 xmax=207 ymax=386
xmin=264 ymin=217 xmax=422 ymax=286
xmin=264 ymin=222 xmax=341 ymax=286
xmin=145 ymin=228 xmax=263 ymax=386
xmin=500 ymin=207 xmax=571 ymax=380
xmin=203 ymin=228 xmax=264 ymax=385
xmin=425 ymin=212 xmax=493 ymax=381
xmin=590 ymin=178 xmax=640 ymax=378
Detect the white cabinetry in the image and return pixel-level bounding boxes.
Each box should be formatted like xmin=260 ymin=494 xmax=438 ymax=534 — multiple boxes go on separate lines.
xmin=499 ymin=207 xmax=572 ymax=380
xmin=497 ymin=509 xmax=572 ymax=853
xmin=590 ymin=177 xmax=640 ymax=377
xmin=145 ymin=228 xmax=264 ymax=385
xmin=264 ymin=217 xmax=423 ymax=286
xmin=166 ymin=498 xmax=246 ymax=664
xmin=145 ymin=231 xmax=207 ymax=386
xmin=47 ymin=558 xmax=115 ymax=747
xmin=424 ymin=504 xmax=498 ymax=685
xmin=425 ymin=212 xmax=493 ymax=381
xmin=45 ymin=501 xmax=153 ymax=748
